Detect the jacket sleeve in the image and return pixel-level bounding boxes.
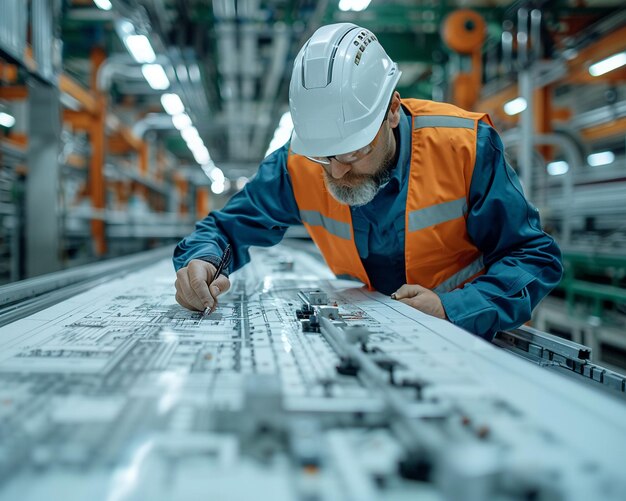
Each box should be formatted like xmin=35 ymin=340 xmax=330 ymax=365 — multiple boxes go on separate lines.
xmin=172 ymin=144 xmax=302 ymax=272
xmin=438 ymin=122 xmax=563 ymax=340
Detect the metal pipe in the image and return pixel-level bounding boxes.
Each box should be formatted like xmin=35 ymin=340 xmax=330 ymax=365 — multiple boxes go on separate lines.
xmin=530 ymin=9 xmax=542 ymax=62
xmin=96 ymin=53 xmax=163 ymax=92
xmin=501 ymin=21 xmax=514 ymax=76
xmin=132 ymin=113 xmax=176 ymax=138
xmin=250 ymin=23 xmax=290 ymax=157
xmin=516 ymin=7 xmax=528 ymax=68
xmin=240 ymin=0 xmax=259 ymax=161
xmin=501 ymin=129 xmax=584 ymax=246
xmin=517 ymin=7 xmax=534 ymax=200
xmin=213 ymin=0 xmax=239 ymax=161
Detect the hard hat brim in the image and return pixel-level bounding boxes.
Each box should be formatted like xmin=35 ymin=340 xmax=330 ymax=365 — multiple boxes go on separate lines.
xmin=290 ymin=107 xmax=383 ymax=158
xmin=290 ymin=69 xmax=401 ymax=158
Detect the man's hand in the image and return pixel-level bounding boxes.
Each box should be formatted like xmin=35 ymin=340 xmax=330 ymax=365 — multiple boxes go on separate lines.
xmin=175 ymin=259 xmax=231 ymax=313
xmin=391 ymin=284 xmax=447 ymax=319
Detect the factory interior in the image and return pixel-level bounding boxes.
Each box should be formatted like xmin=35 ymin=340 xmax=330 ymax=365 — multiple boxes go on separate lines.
xmin=1 ymin=1 xmax=626 ymax=500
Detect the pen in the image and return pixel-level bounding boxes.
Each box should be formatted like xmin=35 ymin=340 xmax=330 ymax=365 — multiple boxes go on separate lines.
xmin=203 ymin=244 xmax=232 ymax=317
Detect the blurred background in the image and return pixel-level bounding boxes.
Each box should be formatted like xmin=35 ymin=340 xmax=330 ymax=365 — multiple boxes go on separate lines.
xmin=0 ymin=0 xmax=625 ymax=368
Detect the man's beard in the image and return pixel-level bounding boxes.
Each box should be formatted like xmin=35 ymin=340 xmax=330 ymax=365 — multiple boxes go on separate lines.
xmin=323 ymin=149 xmax=395 ymax=207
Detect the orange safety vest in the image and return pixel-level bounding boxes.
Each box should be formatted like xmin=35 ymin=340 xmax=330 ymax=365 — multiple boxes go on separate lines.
xmin=286 ymin=98 xmax=494 ymax=293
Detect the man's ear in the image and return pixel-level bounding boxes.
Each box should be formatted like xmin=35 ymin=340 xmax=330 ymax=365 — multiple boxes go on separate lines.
xmin=388 ymin=91 xmax=401 ymax=128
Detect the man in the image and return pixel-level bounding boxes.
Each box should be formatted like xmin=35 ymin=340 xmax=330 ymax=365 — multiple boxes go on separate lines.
xmin=173 ymin=23 xmax=563 ymax=340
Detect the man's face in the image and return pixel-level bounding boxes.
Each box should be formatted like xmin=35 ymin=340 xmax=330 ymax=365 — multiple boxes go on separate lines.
xmin=321 ymin=92 xmax=401 ymax=206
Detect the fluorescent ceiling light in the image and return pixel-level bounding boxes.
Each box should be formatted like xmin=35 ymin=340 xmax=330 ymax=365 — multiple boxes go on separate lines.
xmin=589 ymin=52 xmax=626 ymax=77
xmin=209 ymin=167 xmax=225 ymax=184
xmin=161 ymin=93 xmax=184 ymax=115
xmin=141 ymin=64 xmax=169 ymax=90
xmin=176 ymin=65 xmax=189 ymax=82
xmin=93 ymin=0 xmax=112 ymax=10
xmin=125 ymin=35 xmax=156 ymax=64
xmin=338 ymin=0 xmax=372 ymax=12
xmin=200 ymin=162 xmax=216 ymax=178
xmin=587 ymin=151 xmax=615 ymax=167
xmin=0 ymin=112 xmax=16 ymax=128
xmin=172 ymin=112 xmax=192 ymax=130
xmin=185 ymin=136 xmax=204 ymax=150
xmin=211 ymin=180 xmax=225 ymax=195
xmin=181 ymin=126 xmax=200 ymax=143
xmin=192 ymin=145 xmax=210 ymax=165
xmin=117 ymin=19 xmax=135 ymax=36
xmin=189 ymin=65 xmax=201 ymax=83
xmin=503 ymin=97 xmax=527 ymax=116
xmin=547 ymin=161 xmax=569 ymax=176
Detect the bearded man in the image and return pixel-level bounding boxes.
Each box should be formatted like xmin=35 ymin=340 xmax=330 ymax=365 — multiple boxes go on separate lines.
xmin=173 ymin=23 xmax=562 ymax=340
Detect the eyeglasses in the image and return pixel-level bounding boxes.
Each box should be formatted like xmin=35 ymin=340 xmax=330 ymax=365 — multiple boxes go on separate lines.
xmin=305 ymin=139 xmax=376 ymax=166
xmin=305 ymin=99 xmax=393 ymax=166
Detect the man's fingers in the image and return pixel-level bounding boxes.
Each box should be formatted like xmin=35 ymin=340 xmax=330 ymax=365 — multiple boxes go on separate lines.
xmin=207 ymin=276 xmax=231 ymax=314
xmin=392 ymin=284 xmax=427 ymax=299
xmin=210 ymin=275 xmax=231 ymax=297
xmin=187 ymin=261 xmax=215 ymax=309
xmin=176 ymin=269 xmax=206 ymax=311
xmin=397 ymin=291 xmax=447 ymax=319
xmin=174 ymin=260 xmax=230 ymax=313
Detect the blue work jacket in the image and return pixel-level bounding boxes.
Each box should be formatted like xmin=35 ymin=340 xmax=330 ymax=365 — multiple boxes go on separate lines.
xmin=173 ymin=106 xmax=563 ymax=340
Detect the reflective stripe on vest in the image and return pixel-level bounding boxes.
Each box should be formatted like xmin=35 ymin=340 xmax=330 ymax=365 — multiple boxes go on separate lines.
xmin=408 ymin=197 xmax=467 ymax=232
xmin=434 ymin=255 xmax=484 ymax=293
xmin=414 ymin=115 xmax=475 ymax=130
xmin=300 ymin=210 xmax=352 ymax=240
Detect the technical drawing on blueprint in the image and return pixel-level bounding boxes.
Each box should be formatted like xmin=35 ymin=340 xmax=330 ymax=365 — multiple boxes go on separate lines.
xmin=1 ymin=244 xmax=626 ymax=501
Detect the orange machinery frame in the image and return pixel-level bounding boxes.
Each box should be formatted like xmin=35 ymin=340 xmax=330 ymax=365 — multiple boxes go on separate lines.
xmin=471 ymin=23 xmax=626 ymax=146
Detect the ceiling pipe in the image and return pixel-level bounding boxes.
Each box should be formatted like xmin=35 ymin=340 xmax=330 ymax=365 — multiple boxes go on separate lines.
xmin=132 ymin=113 xmax=175 ymax=138
xmin=250 ymin=23 xmax=290 ymax=158
xmin=214 ymin=0 xmax=239 ymax=161
xmin=239 ymin=0 xmax=260 ymax=161
xmin=96 ymin=54 xmax=158 ymax=92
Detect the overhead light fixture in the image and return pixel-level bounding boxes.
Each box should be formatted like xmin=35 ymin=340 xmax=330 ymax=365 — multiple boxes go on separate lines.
xmin=547 ymin=161 xmax=569 ymax=176
xmin=503 ymin=97 xmax=527 ymax=116
xmin=181 ymin=126 xmax=199 ymax=143
xmin=200 ymin=162 xmax=216 ymax=178
xmin=141 ymin=64 xmax=169 ymax=90
xmin=124 ymin=35 xmax=156 ymax=64
xmin=589 ymin=52 xmax=626 ymax=77
xmin=185 ymin=135 xmax=204 ymax=150
xmin=117 ymin=19 xmax=135 ymax=36
xmin=192 ymin=145 xmax=210 ymax=165
xmin=172 ymin=112 xmax=192 ymax=130
xmin=0 ymin=112 xmax=16 ymax=128
xmin=93 ymin=0 xmax=112 ymax=10
xmin=338 ymin=0 xmax=372 ymax=12
xmin=211 ymin=180 xmax=226 ymax=195
xmin=209 ymin=168 xmax=228 ymax=195
xmin=189 ymin=65 xmax=201 ymax=83
xmin=587 ymin=151 xmax=615 ymax=167
xmin=161 ymin=93 xmax=184 ymax=115
xmin=176 ymin=65 xmax=189 ymax=82
xmin=208 ymin=167 xmax=225 ymax=184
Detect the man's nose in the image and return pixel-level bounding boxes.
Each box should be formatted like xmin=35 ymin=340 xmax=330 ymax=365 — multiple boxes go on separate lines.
xmin=329 ymin=160 xmax=352 ymax=179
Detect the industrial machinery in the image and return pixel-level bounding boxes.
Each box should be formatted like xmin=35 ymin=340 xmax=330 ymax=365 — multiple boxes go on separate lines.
xmin=1 ymin=243 xmax=625 ymax=501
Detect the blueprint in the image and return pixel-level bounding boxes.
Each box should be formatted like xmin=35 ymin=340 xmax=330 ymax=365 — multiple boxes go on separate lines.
xmin=1 ymin=245 xmax=625 ymax=501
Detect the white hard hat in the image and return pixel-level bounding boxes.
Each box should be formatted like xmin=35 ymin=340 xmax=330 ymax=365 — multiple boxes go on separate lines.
xmin=289 ymin=23 xmax=401 ymax=157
